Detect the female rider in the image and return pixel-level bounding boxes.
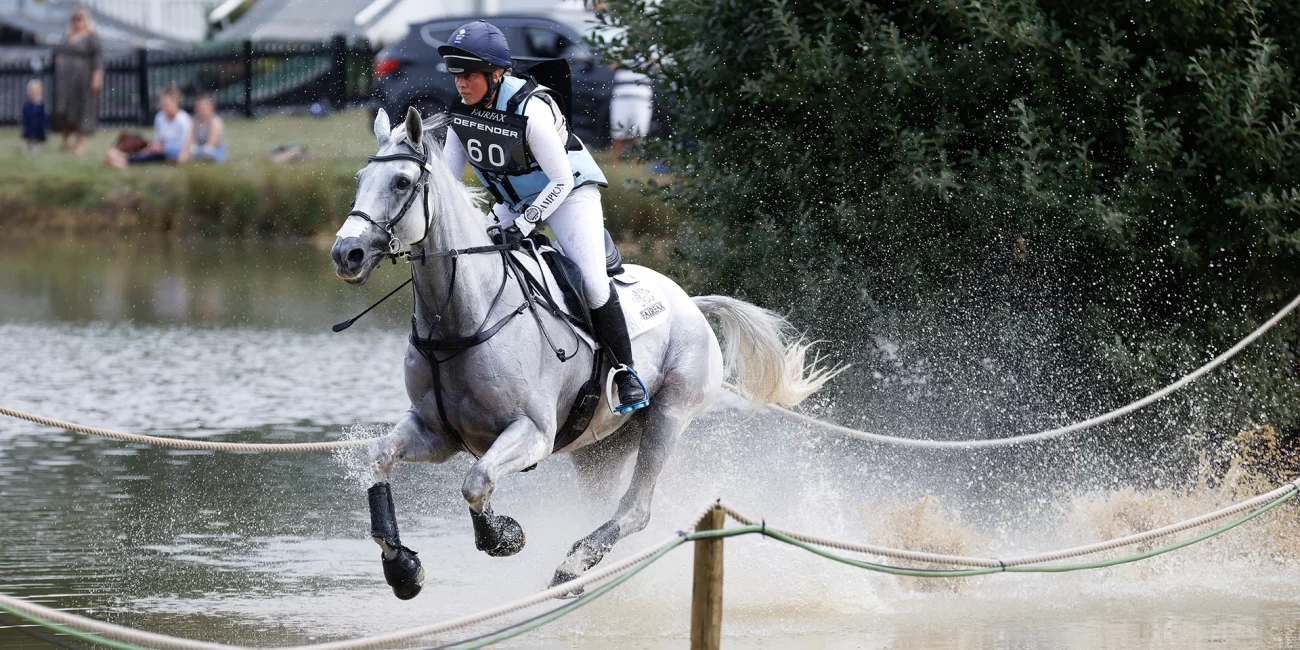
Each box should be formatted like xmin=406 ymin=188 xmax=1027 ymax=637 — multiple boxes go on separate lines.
xmin=437 ymin=20 xmax=648 ymax=414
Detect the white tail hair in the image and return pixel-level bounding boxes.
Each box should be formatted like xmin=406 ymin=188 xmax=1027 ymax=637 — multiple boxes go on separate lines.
xmin=693 ymin=295 xmax=846 ymax=407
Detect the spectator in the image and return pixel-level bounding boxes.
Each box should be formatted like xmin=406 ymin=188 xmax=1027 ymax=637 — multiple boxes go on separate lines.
xmin=52 ymin=8 xmax=102 ymax=155
xmin=104 ymin=86 xmax=191 ymax=168
xmin=609 ymin=62 xmax=653 ymax=166
xmin=179 ymin=94 xmax=226 ymax=164
xmin=22 ymin=79 xmax=47 ymax=153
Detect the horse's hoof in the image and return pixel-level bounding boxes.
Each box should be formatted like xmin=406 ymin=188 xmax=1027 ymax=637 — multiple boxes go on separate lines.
xmin=548 ymin=569 xmax=585 ymax=598
xmin=472 ymin=510 xmax=526 ymax=557
xmin=483 ymin=514 xmax=525 ymax=557
xmin=381 ymin=545 xmax=424 ymax=600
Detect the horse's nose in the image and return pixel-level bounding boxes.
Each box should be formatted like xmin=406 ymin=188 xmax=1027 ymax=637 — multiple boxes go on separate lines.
xmin=331 ymin=237 xmax=364 ymax=273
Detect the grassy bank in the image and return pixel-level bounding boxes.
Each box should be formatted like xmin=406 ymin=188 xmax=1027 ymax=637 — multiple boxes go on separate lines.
xmin=0 ymin=112 xmax=682 ymax=262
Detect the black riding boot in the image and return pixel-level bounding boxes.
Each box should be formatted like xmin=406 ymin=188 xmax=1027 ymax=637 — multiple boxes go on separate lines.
xmin=590 ymin=285 xmax=649 ymax=413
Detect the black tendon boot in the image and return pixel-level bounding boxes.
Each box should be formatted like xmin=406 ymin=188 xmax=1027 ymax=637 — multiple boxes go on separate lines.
xmin=590 ymin=285 xmax=649 ymax=413
xmin=369 ymin=483 xmax=425 ymax=600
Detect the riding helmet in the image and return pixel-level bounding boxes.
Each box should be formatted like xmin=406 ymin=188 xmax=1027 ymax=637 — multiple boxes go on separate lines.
xmin=438 ymin=21 xmax=513 ymax=73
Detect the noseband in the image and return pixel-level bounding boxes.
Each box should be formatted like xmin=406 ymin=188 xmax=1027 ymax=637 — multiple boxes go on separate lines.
xmin=348 ymin=138 xmax=433 ymax=254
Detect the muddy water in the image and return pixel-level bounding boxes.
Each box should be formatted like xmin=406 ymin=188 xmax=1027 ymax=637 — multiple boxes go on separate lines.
xmin=1 ymin=235 xmax=1299 ymax=649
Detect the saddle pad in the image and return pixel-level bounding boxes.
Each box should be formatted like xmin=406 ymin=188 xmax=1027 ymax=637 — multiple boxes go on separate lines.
xmin=614 ymin=269 xmax=671 ymax=339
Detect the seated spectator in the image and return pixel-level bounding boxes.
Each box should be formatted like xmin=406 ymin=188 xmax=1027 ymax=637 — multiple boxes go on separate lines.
xmin=179 ymin=94 xmax=226 ymax=164
xmin=105 ymin=86 xmax=190 ymax=168
xmin=22 ymin=79 xmax=48 ymax=153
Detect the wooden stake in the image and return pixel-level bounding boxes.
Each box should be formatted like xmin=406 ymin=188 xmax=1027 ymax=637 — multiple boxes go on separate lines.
xmin=690 ymin=504 xmax=726 ymax=650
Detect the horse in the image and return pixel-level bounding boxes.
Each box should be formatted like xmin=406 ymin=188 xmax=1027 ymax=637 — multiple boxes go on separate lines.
xmin=330 ymin=106 xmax=838 ymax=599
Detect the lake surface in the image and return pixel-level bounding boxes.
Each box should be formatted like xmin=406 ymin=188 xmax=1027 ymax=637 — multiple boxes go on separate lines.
xmin=1 ymin=235 xmax=1299 ymax=649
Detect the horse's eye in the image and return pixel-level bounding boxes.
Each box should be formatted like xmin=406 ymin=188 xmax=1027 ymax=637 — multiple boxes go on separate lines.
xmin=394 ymin=176 xmax=411 ymax=190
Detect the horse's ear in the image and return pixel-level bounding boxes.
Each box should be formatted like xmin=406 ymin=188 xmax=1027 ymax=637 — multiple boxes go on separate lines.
xmin=373 ymin=109 xmax=391 ymax=147
xmin=405 ymin=105 xmax=423 ymax=146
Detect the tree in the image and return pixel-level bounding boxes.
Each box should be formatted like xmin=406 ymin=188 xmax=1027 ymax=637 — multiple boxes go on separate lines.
xmin=597 ymin=0 xmax=1300 ymax=443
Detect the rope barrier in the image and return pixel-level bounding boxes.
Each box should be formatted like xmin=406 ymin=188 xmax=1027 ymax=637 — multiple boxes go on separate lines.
xmin=0 ymin=407 xmax=374 ymax=452
xmin=2 ymin=481 xmax=1296 ymax=650
xmin=744 ymin=290 xmax=1300 ymax=449
xmin=714 ymin=488 xmax=1296 ymax=578
xmin=720 ymin=478 xmax=1300 ymax=568
xmin=4 ymin=292 xmax=1297 ymax=454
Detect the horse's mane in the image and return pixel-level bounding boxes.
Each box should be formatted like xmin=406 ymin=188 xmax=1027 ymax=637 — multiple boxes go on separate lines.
xmin=385 ymin=114 xmax=492 ymax=222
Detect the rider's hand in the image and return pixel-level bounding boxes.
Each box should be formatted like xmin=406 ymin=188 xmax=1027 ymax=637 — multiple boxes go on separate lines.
xmin=512 ymin=215 xmax=537 ymax=236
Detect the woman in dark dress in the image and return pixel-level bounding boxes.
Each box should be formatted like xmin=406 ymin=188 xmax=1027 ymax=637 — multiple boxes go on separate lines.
xmin=52 ymin=9 xmax=103 ymax=155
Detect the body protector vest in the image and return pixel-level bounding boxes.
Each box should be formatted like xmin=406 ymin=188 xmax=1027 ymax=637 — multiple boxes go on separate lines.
xmin=448 ymin=75 xmax=607 ymax=213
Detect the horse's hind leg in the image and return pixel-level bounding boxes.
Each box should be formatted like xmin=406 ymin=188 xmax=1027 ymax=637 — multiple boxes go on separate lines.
xmin=571 ymin=416 xmax=643 ymax=498
xmin=368 ymin=409 xmax=460 ymax=600
xmin=550 ymin=399 xmax=692 ymax=592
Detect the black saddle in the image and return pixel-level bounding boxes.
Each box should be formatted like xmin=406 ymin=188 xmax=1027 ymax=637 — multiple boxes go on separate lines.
xmin=522 ymin=229 xmax=623 ymax=334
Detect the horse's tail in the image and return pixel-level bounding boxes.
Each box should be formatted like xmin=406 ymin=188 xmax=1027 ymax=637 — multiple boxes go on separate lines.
xmin=693 ymin=295 xmax=845 ymax=408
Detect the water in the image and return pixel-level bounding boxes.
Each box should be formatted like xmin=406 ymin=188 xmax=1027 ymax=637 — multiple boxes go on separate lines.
xmin=2 ymin=235 xmax=1299 ymax=649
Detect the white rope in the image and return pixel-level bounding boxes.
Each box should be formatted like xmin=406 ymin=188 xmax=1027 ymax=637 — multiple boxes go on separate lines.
xmin=0 ymin=504 xmax=718 ymax=650
xmin=0 ymin=407 xmax=374 ymax=452
xmin=721 ymin=477 xmax=1300 ymax=568
xmin=7 ymin=293 xmax=1297 ymax=455
xmin=746 ymin=291 xmax=1300 ymax=449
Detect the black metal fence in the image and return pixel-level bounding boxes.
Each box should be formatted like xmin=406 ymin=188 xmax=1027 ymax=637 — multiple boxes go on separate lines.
xmin=0 ymin=35 xmax=375 ymax=127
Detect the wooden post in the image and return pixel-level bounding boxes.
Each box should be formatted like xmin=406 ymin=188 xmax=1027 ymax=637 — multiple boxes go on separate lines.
xmin=690 ymin=505 xmax=725 ymax=650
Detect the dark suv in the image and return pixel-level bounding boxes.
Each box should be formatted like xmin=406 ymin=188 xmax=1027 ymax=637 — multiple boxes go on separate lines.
xmin=373 ymin=15 xmax=617 ymax=147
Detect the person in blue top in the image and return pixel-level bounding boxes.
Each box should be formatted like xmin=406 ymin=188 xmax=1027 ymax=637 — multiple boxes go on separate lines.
xmin=437 ymin=20 xmax=648 ymax=414
xmin=22 ymin=79 xmax=48 ymax=152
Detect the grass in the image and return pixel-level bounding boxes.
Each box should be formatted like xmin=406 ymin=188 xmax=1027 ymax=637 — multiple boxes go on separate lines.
xmin=0 ymin=110 xmax=683 ymax=261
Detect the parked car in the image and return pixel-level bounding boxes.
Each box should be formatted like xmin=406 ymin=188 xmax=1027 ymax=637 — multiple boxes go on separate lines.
xmin=373 ymin=15 xmax=619 ymax=147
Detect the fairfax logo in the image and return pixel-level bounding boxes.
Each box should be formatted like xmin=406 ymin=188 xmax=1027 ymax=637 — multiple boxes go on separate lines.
xmin=470 ymin=109 xmax=507 ymax=122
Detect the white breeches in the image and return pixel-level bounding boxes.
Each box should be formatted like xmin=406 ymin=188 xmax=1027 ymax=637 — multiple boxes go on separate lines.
xmin=493 ymin=184 xmax=611 ymax=307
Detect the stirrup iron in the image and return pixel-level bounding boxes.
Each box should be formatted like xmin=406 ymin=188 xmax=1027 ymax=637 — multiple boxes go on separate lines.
xmin=604 ymin=364 xmax=649 ymax=414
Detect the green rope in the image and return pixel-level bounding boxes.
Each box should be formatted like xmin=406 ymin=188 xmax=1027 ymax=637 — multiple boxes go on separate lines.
xmin=737 ymin=488 xmax=1298 ymax=578
xmin=438 ymin=536 xmax=689 ymax=649
xmin=0 ymin=600 xmax=152 ymax=650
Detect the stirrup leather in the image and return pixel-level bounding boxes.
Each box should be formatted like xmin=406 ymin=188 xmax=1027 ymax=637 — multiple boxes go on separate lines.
xmin=604 ymin=364 xmax=649 ymax=414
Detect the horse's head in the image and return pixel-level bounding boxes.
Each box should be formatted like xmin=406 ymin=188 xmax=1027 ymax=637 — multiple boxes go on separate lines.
xmin=331 ymin=106 xmax=434 ymax=285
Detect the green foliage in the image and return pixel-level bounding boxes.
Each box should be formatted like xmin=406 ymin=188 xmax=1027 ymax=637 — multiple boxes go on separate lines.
xmin=598 ymin=0 xmax=1300 ymax=439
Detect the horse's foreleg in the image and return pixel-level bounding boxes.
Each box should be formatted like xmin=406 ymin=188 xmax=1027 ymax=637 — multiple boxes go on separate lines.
xmin=368 ymin=409 xmax=460 ymax=600
xmin=550 ymin=403 xmax=689 ymax=592
xmin=462 ymin=417 xmax=552 ymax=558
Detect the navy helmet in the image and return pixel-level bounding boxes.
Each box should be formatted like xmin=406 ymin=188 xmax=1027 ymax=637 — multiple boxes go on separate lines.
xmin=438 ymin=21 xmax=512 ymax=74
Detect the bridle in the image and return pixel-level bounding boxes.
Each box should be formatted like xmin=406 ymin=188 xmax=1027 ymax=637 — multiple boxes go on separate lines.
xmin=347 ymin=138 xmax=433 ymax=255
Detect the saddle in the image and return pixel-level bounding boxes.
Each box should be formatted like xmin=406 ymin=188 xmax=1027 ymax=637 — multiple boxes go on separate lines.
xmin=524 ymin=229 xmax=624 ymax=332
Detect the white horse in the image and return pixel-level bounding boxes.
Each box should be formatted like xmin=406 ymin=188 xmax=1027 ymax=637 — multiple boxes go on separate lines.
xmin=330 ymin=106 xmax=838 ymax=599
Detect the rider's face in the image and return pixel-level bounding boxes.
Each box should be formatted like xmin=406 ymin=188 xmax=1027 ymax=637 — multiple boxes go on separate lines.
xmin=454 ymin=71 xmax=498 ymax=105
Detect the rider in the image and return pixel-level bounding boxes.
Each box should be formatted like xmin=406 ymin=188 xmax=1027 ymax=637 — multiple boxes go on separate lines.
xmin=437 ymin=20 xmax=649 ymax=414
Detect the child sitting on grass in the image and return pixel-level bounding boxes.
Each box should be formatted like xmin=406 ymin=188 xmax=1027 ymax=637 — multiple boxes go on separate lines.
xmin=178 ymin=94 xmax=226 ymax=163
xmin=22 ymin=79 xmax=48 ymax=153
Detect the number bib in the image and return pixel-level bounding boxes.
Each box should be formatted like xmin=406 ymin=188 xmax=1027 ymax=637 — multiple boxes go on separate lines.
xmin=448 ymin=104 xmax=532 ymax=175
